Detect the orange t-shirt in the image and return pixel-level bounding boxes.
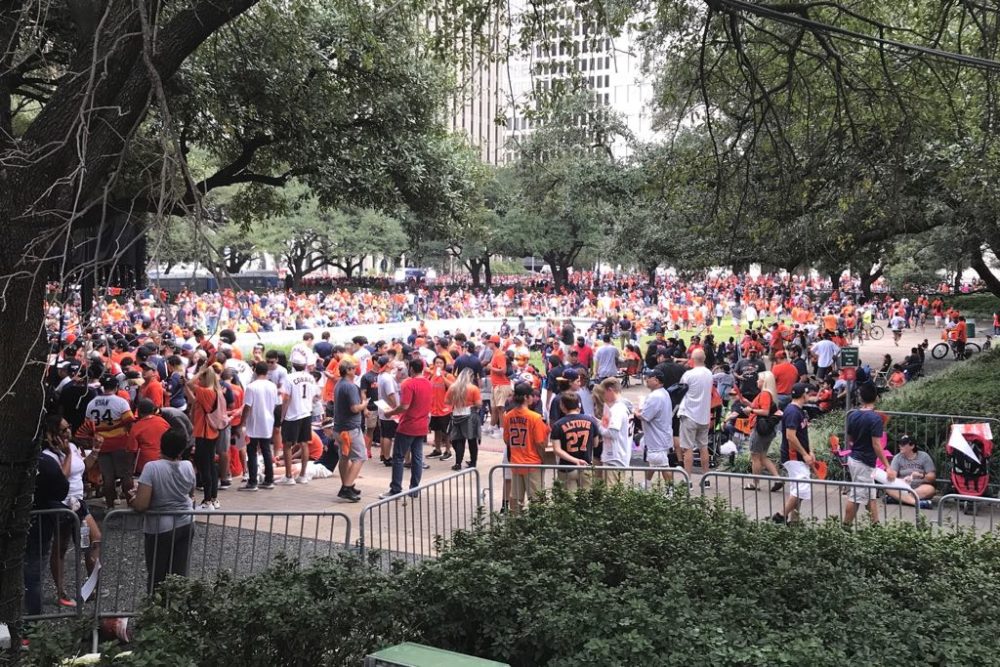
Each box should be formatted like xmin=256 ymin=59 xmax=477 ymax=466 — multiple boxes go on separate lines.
xmin=502 ymin=406 xmax=549 ymax=470
xmin=191 ymin=384 xmax=220 ymax=440
xmin=322 ymin=358 xmax=339 ymax=403
xmin=308 ymin=431 xmax=323 ymax=460
xmin=490 ymin=352 xmax=511 ymax=387
xmin=823 ymin=315 xmax=838 ymax=333
xmin=128 ymin=414 xmax=171 ymax=473
xmin=426 ymin=371 xmax=455 ymax=416
xmin=139 ymin=379 xmax=165 ymax=409
xmin=772 ymin=362 xmax=799 ymax=395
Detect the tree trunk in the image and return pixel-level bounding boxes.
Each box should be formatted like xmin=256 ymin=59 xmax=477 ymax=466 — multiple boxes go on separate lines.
xmin=0 ymin=228 xmax=47 ymax=631
xmin=466 ymin=258 xmax=482 ymax=288
xmin=953 ymin=262 xmax=962 ymax=293
xmin=970 ymin=252 xmax=1000 ymax=299
xmin=646 ymin=264 xmax=657 ymax=284
xmin=828 ymin=270 xmax=840 ymax=292
xmin=483 ymin=256 xmax=493 ymax=288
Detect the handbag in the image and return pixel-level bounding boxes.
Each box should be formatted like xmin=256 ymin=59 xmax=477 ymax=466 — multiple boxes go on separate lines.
xmin=754 ymin=401 xmax=778 ymax=438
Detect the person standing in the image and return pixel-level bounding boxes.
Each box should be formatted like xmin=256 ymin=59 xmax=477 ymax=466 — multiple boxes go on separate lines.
xmin=487 ymin=336 xmax=511 ymax=437
xmin=502 ymin=382 xmax=550 ymax=513
xmin=597 ymin=378 xmax=631 ymax=484
xmin=810 ymin=332 xmax=840 ymax=379
xmin=594 ymin=334 xmax=620 ymax=381
xmin=184 ymin=365 xmax=224 ymax=510
xmin=75 ymin=376 xmax=135 ymax=508
xmin=843 ymin=383 xmax=896 ymax=525
xmin=333 ymin=359 xmax=367 ymax=502
xmin=550 ymin=391 xmax=601 ymax=491
xmin=381 ymin=359 xmax=433 ymax=498
xmin=376 ymin=360 xmax=402 ymax=467
xmin=445 ymin=368 xmax=482 ymax=470
xmin=425 ymin=356 xmax=455 ymax=461
xmin=773 ymin=383 xmax=815 ymax=524
xmin=278 ymin=352 xmax=319 ymax=485
xmin=732 ymin=371 xmax=782 ymax=491
xmin=129 ymin=429 xmax=196 ymax=592
xmin=239 ymin=362 xmax=279 ymax=491
xmin=678 ymin=349 xmax=714 ymax=482
xmin=635 ymin=369 xmax=674 ymax=485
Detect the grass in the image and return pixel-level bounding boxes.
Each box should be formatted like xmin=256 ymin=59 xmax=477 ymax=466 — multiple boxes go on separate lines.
xmin=946 ymin=291 xmax=1000 ymax=317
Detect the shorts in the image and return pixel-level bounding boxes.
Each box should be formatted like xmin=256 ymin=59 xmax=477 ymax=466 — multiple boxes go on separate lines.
xmin=281 ymin=416 xmax=312 ymax=444
xmin=230 ymin=424 xmax=246 ymax=448
xmin=603 ymin=467 xmax=626 ymax=486
xmin=749 ymin=429 xmax=775 ymax=455
xmin=429 ymin=414 xmax=451 ymax=433
xmin=273 ymin=405 xmax=283 ymax=429
xmin=337 ymin=428 xmax=367 ymax=463
xmin=679 ymin=416 xmax=709 ymax=451
xmin=782 ymin=460 xmax=812 ymax=500
xmin=379 ymin=419 xmax=397 ymax=440
xmin=557 ymin=468 xmax=593 ymax=492
xmin=645 ymin=449 xmax=672 ymax=468
xmin=215 ymin=426 xmax=231 ymax=455
xmin=846 ymin=457 xmax=877 ymax=504
xmin=98 ymin=450 xmax=133 ymax=485
xmin=492 ymin=384 xmax=513 ymax=409
xmin=365 ymin=411 xmax=378 ymax=431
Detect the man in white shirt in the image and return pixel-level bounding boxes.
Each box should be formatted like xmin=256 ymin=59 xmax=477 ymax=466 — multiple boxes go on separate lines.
xmin=278 ymin=350 xmax=319 ymax=485
xmin=598 ymin=379 xmax=631 ymax=484
xmin=291 ymin=332 xmax=318 ymax=370
xmin=239 ymin=362 xmax=280 ymax=490
xmin=810 ymin=332 xmax=841 ymax=380
xmin=376 ymin=362 xmax=402 ymax=466
xmin=678 ymin=349 xmax=714 ymax=482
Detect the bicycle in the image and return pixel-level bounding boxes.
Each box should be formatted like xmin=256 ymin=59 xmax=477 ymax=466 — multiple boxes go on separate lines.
xmin=858 ymin=323 xmax=884 ymax=341
xmin=930 ymin=339 xmax=980 ymax=360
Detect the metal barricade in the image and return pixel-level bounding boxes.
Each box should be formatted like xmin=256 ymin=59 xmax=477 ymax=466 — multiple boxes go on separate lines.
xmin=485 ymin=464 xmax=691 ymax=515
xmin=96 ymin=509 xmax=352 ymax=623
xmin=700 ymin=472 xmax=922 ymax=526
xmin=936 ymin=494 xmax=1000 ymax=535
xmin=358 ymin=468 xmax=481 ymax=566
xmin=837 ymin=411 xmax=1000 ymax=495
xmin=23 ymin=507 xmax=84 ymax=621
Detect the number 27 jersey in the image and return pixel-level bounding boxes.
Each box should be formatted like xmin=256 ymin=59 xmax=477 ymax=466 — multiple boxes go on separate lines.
xmin=550 ymin=414 xmax=601 ymax=465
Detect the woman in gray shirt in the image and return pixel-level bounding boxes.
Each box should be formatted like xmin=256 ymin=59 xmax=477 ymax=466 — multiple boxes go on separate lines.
xmin=886 ymin=435 xmax=936 ymax=508
xmin=130 ymin=429 xmax=196 ymax=592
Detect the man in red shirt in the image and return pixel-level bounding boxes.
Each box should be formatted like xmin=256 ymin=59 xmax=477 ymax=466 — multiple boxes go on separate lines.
xmin=381 ymin=359 xmax=433 ymax=498
xmin=487 ymin=336 xmax=511 ymax=436
xmin=573 ymin=336 xmax=594 ymax=372
xmin=139 ymin=363 xmax=165 ymax=408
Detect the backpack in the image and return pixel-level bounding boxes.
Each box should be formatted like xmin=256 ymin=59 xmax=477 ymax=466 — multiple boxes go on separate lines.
xmin=206 ymin=388 xmax=231 ymax=431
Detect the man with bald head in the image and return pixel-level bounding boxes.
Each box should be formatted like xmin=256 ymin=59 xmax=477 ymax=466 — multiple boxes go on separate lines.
xmin=678 ymin=348 xmax=714 ymax=481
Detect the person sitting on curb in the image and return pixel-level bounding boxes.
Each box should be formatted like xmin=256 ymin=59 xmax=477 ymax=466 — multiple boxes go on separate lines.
xmin=885 ymin=435 xmax=936 ymax=509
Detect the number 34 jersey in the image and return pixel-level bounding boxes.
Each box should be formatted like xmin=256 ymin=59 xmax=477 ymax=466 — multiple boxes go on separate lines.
xmin=78 ymin=394 xmax=135 ymax=452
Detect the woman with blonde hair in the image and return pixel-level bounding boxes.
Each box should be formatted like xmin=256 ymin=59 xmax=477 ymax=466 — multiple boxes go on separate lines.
xmin=184 ymin=364 xmax=224 ymax=509
xmin=445 ymin=369 xmax=482 ymax=470
xmin=731 ymin=370 xmax=782 ymax=491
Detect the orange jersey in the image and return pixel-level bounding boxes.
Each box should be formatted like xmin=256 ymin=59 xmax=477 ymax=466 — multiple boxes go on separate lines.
xmin=502 ymin=406 xmax=549 ymax=469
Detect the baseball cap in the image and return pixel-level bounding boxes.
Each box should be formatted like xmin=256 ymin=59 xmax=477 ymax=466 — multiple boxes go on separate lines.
xmin=181 ymin=343 xmax=194 ymax=352
xmin=514 ymin=381 xmax=533 ymax=397
xmin=559 ymin=368 xmax=580 ymax=381
xmin=898 ymin=434 xmax=917 ymax=447
xmin=489 ymin=335 xmax=501 ymax=344
xmin=643 ymin=368 xmax=667 ymax=384
xmin=790 ymin=382 xmax=814 ymax=398
xmin=100 ymin=375 xmax=120 ymax=390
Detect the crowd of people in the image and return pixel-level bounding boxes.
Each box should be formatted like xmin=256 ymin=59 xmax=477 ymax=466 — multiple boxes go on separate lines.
xmin=27 ymin=270 xmax=980 ymax=613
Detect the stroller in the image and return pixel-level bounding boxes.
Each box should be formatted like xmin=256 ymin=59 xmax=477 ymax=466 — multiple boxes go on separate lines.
xmin=946 ymin=424 xmax=994 ymax=513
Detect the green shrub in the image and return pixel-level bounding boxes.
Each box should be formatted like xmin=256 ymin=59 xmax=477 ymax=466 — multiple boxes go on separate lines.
xmin=116 ymin=486 xmax=1000 ymax=666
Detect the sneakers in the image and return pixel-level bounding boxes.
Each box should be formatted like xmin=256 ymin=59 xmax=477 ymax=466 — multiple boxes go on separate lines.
xmin=771 ymin=513 xmax=785 ymax=524
xmin=241 ymin=474 xmax=249 ymax=483
xmin=238 ymin=484 xmax=258 ymax=492
xmin=440 ymin=452 xmax=453 ymax=461
xmin=56 ymin=597 xmax=77 ymax=608
xmin=275 ymin=476 xmax=296 ymax=486
xmin=295 ymin=476 xmax=309 ymax=485
xmin=259 ymin=481 xmax=275 ymax=490
xmin=378 ymin=489 xmax=399 ymax=500
xmin=219 ymin=479 xmax=232 ymax=489
xmin=337 ymin=486 xmax=361 ymax=503
xmin=770 ymin=482 xmax=784 ymax=493
xmin=465 ymin=461 xmax=477 ymax=469
xmin=422 ymin=462 xmax=430 ymax=470
xmin=198 ymin=502 xmax=214 ymax=511
xmin=427 ymin=450 xmax=443 ymax=458
xmin=381 ymin=458 xmax=392 ymax=467
xmin=918 ymin=499 xmax=933 ymax=510
xmin=451 ymin=464 xmax=462 ymax=471
xmin=212 ymin=500 xmax=221 ymax=510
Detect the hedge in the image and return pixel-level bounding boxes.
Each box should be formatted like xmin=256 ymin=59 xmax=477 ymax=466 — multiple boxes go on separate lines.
xmin=47 ymin=485 xmax=1000 ymax=667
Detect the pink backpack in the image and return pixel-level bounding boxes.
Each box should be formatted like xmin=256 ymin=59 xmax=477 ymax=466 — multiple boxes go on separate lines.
xmin=206 ymin=388 xmax=231 ymax=431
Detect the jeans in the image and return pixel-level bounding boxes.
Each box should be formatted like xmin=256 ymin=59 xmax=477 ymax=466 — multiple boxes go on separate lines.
xmin=144 ymin=522 xmax=194 ymax=592
xmin=194 ymin=437 xmax=218 ymax=502
xmin=23 ymin=512 xmax=57 ymax=616
xmin=390 ymin=433 xmax=426 ymax=494
xmin=246 ymin=437 xmax=273 ymax=486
